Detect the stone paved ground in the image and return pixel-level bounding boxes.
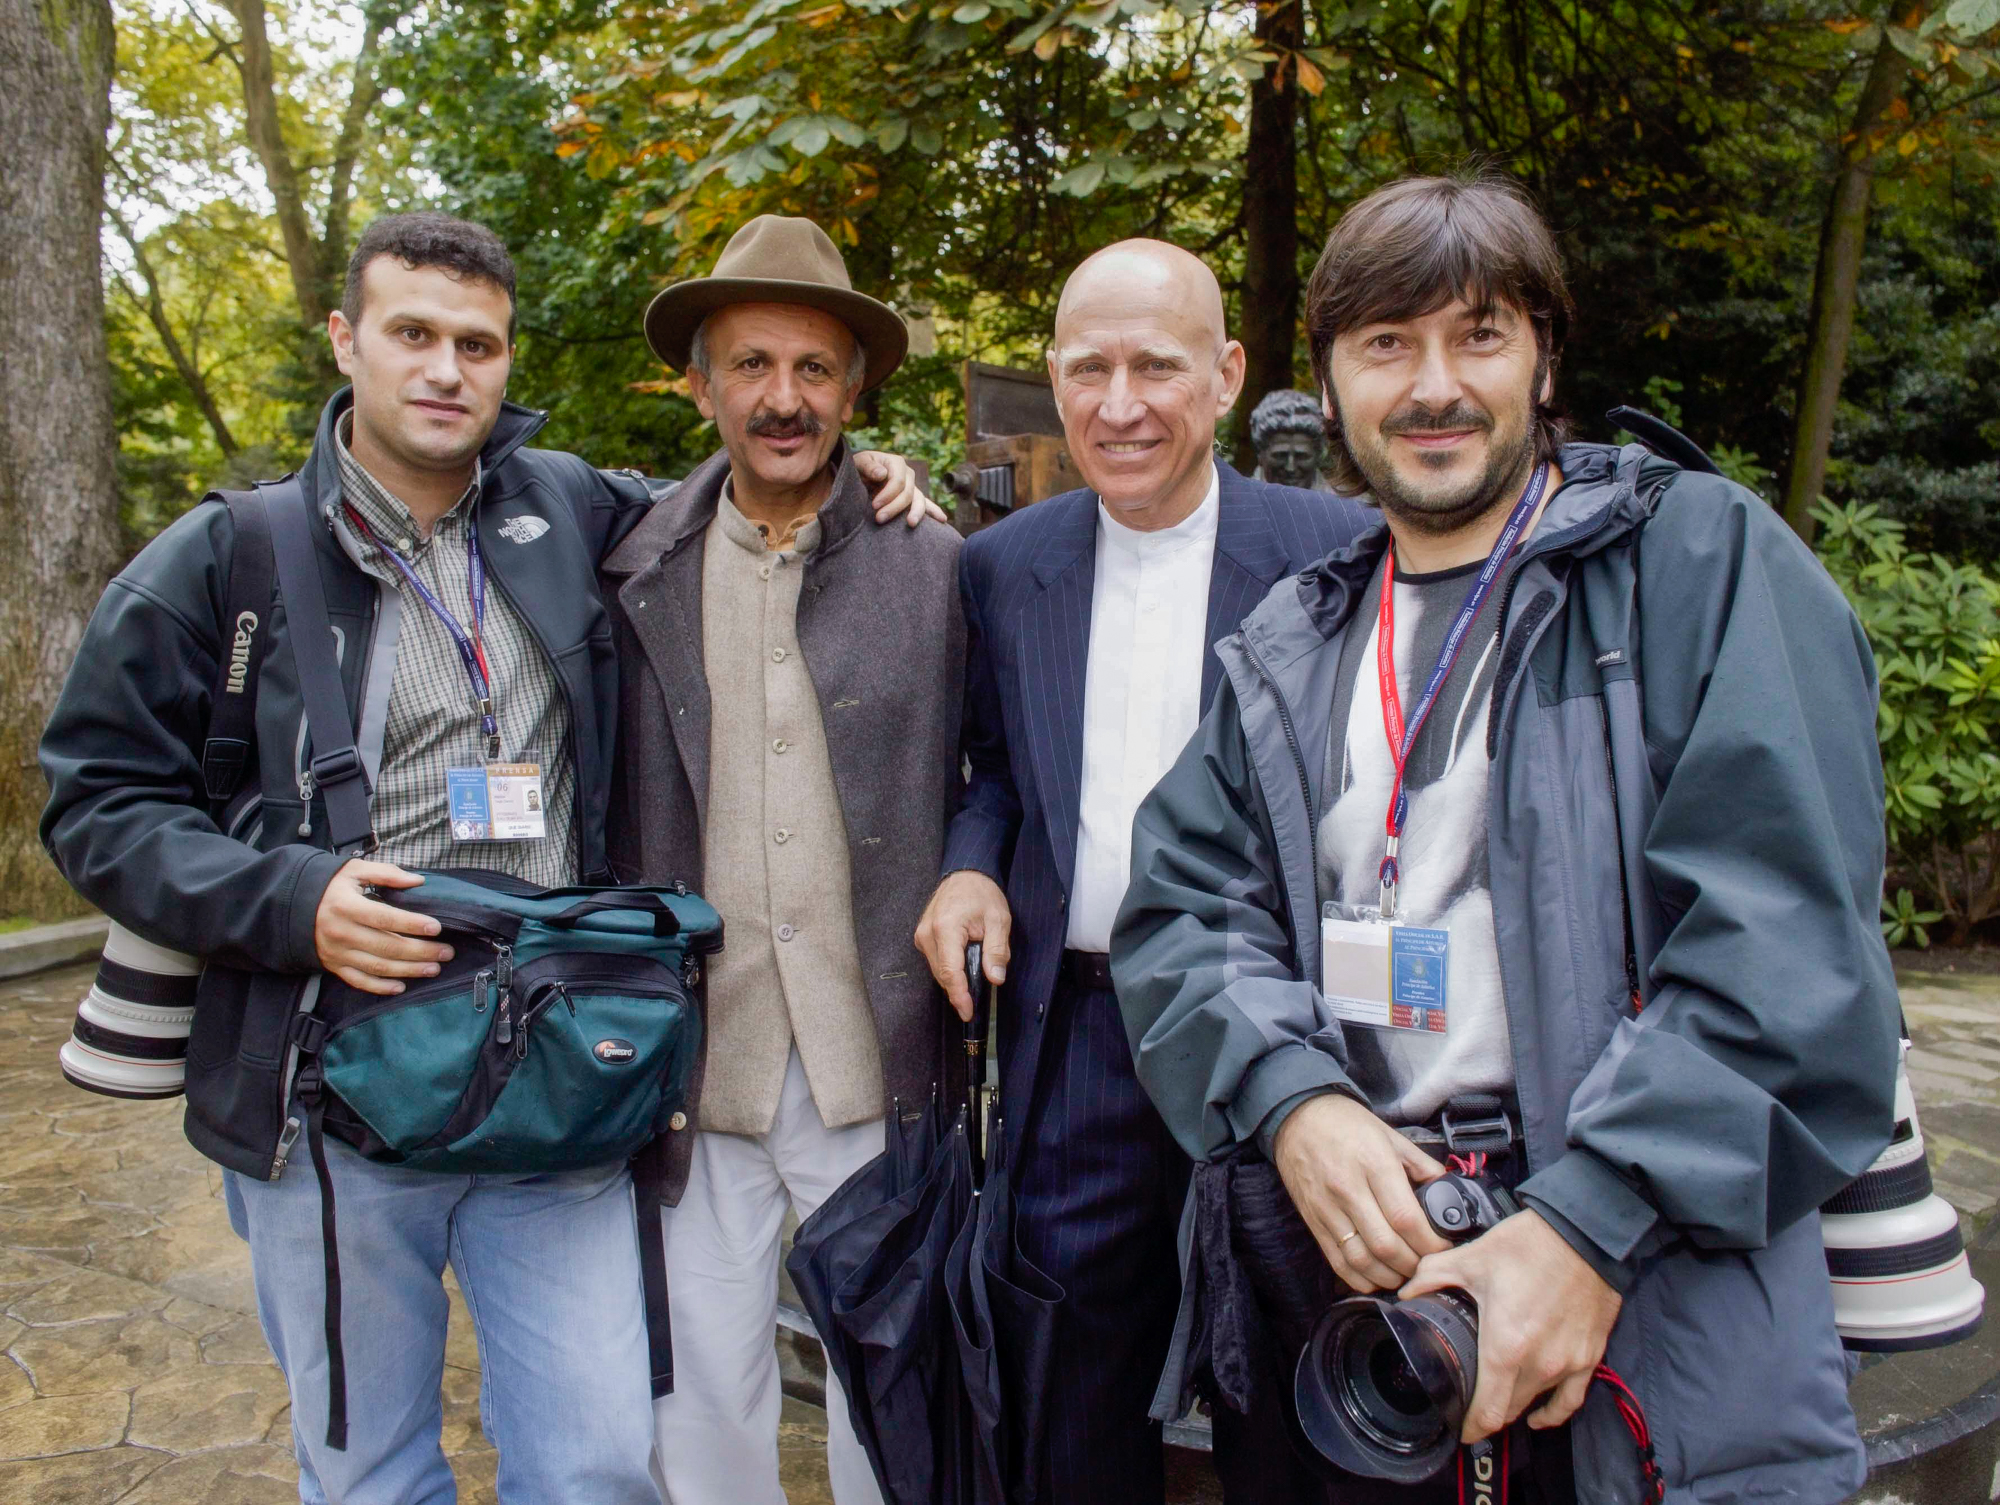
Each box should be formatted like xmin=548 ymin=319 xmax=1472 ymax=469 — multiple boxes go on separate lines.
xmin=1 ymin=954 xmax=1994 ymax=1503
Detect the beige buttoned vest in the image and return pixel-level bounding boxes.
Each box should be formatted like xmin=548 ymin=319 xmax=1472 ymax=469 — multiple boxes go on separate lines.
xmin=695 ymin=493 xmax=884 ymax=1135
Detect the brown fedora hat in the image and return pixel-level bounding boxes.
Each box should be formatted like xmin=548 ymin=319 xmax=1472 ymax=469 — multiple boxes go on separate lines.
xmin=643 ymin=216 xmax=909 ymax=393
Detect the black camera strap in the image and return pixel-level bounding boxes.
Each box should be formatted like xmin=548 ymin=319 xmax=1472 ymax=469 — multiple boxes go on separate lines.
xmin=1456 ymin=1430 xmax=1509 ymax=1504
xmin=1447 ymin=1372 xmax=1663 ymax=1505
xmin=201 ymin=487 xmax=278 ymax=808
xmin=264 ymin=485 xmax=385 ymax=1452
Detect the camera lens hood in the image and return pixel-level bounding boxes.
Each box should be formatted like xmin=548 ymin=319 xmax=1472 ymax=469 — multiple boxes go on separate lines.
xmin=1293 ymin=1292 xmax=1475 ymax=1483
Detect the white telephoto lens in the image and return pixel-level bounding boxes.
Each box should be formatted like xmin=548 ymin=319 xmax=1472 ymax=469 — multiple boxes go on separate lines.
xmin=58 ymin=923 xmax=200 ymax=1099
xmin=1822 ymin=1041 xmax=1985 ymax=1351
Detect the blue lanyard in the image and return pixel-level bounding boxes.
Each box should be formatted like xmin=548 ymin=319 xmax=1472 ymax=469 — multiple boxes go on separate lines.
xmin=1375 ymin=462 xmax=1550 ymax=917
xmin=343 ymin=503 xmax=502 ymax=760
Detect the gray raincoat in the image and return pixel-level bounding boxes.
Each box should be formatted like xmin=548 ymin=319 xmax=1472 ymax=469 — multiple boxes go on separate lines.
xmin=1112 ymin=442 xmax=1900 ymax=1504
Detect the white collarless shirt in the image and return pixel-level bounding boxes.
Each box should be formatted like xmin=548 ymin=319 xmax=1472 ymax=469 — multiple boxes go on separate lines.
xmin=1067 ymin=467 xmax=1221 ymax=952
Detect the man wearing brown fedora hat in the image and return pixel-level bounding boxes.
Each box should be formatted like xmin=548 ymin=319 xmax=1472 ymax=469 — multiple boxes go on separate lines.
xmin=601 ymin=214 xmax=965 ymax=1505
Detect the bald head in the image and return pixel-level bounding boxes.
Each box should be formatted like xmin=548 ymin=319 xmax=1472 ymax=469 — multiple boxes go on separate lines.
xmin=1054 ymin=239 xmax=1228 ymax=360
xmin=1048 ymin=239 xmax=1245 ymax=530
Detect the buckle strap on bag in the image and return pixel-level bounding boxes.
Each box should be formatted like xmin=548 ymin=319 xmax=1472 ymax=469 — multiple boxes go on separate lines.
xmin=631 ymin=1136 xmax=675 ymax=1398
xmin=295 ymin=1061 xmax=349 ymax=1452
xmin=291 ymin=1011 xmax=328 ymax=1057
xmin=1440 ymin=1095 xmax=1516 ymax=1157
xmin=264 ymin=487 xmax=374 ymax=856
xmin=1400 ymin=1093 xmax=1519 ymax=1159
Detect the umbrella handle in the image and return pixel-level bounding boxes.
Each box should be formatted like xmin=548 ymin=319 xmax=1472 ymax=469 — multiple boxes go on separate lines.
xmin=963 ymin=942 xmax=990 ymax=1179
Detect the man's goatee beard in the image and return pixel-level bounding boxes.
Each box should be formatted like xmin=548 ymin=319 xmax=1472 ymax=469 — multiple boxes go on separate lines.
xmin=1356 ymin=421 xmax=1537 ymax=538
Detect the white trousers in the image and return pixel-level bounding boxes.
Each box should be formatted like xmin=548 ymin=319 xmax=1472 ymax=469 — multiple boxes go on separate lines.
xmin=652 ymin=1048 xmax=886 ymax=1505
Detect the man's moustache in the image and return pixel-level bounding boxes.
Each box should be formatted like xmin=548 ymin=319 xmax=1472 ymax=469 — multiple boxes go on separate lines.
xmin=1381 ymin=402 xmax=1493 ymax=436
xmin=747 ymin=410 xmax=825 ymax=439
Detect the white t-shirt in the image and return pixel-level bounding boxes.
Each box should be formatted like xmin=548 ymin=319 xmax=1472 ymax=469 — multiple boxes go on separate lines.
xmin=1315 ymin=555 xmax=1515 ymax=1124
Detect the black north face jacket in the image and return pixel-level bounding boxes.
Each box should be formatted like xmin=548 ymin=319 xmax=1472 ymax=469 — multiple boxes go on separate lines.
xmin=39 ymin=388 xmax=657 ymax=1179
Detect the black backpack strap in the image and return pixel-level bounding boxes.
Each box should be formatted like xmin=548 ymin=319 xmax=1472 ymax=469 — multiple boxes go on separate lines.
xmin=632 ymin=1134 xmax=675 ymax=1398
xmin=1599 ymin=409 xmax=1703 ymax=1014
xmin=1605 ymin=406 xmax=1721 ymax=477
xmin=201 ymin=489 xmax=276 ymax=807
xmin=264 ymin=484 xmax=374 ymax=857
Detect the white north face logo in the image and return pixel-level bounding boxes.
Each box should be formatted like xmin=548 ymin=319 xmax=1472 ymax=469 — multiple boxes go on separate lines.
xmin=498 ymin=516 xmax=550 ymax=544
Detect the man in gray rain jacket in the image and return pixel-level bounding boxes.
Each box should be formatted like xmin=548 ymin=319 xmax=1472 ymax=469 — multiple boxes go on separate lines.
xmin=1112 ymin=173 xmax=1899 ymax=1504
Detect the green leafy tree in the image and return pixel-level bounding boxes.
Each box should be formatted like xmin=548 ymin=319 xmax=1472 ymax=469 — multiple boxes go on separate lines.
xmin=1818 ymin=181 xmax=2000 ymax=561
xmin=566 ymin=0 xmax=1245 ymax=316
xmin=555 ymin=0 xmax=1318 ymax=459
xmin=1784 ymin=0 xmax=2000 ymax=540
xmin=377 ymin=0 xmax=715 ymax=473
xmin=107 ymin=0 xmax=416 ymax=525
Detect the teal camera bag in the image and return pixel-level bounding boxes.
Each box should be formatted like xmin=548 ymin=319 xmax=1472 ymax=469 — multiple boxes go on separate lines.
xmin=305 ymin=871 xmax=720 ymax=1175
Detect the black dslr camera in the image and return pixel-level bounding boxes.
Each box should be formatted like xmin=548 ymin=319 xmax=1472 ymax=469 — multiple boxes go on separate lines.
xmin=1292 ymin=1171 xmax=1518 ymax=1482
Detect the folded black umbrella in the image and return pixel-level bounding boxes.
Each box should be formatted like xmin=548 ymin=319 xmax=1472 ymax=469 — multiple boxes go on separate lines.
xmin=945 ymin=1158 xmax=1004 ymax=1505
xmin=946 ymin=1109 xmax=1063 ymax=1504
xmin=835 ymin=1111 xmax=977 ymax=1503
xmin=786 ymin=945 xmax=990 ymax=1504
xmin=788 ymin=1086 xmax=945 ymax=1490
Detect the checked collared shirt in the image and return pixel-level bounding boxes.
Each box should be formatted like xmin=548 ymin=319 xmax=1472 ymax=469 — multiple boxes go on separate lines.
xmin=333 ymin=415 xmax=577 ymax=885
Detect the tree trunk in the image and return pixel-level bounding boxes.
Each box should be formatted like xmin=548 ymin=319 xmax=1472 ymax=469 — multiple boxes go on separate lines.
xmin=1234 ymin=0 xmax=1302 ymax=475
xmin=321 ymin=9 xmax=386 ymax=282
xmin=225 ymin=0 xmax=332 ymax=329
xmin=0 ymin=0 xmax=122 ymax=916
xmin=1782 ymin=23 xmax=1914 ymax=542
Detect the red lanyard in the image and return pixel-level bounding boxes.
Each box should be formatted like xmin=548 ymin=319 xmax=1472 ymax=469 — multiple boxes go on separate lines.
xmin=1374 ymin=464 xmax=1549 ymax=917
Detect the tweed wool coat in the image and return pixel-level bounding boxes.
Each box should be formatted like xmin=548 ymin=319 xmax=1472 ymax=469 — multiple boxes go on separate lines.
xmin=601 ymin=444 xmax=967 ymax=1201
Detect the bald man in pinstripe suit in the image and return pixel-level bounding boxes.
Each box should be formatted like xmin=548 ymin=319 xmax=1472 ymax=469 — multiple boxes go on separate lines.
xmin=917 ymin=242 xmax=1370 ymax=1504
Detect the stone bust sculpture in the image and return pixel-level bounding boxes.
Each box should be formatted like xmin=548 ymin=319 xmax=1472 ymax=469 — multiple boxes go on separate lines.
xmin=1249 ymin=389 xmax=1333 ymax=492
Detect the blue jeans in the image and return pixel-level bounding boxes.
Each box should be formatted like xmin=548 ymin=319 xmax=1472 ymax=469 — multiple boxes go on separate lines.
xmin=225 ymin=1137 xmax=660 ymax=1504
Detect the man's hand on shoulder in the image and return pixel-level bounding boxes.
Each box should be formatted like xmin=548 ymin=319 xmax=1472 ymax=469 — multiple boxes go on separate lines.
xmin=1399 ymin=1208 xmax=1623 ymax=1444
xmin=854 ymin=450 xmax=947 ymax=528
xmin=1274 ymin=1093 xmax=1452 ymax=1290
xmin=315 ymin=860 xmax=454 ymax=995
xmin=915 ymin=870 xmax=1011 ymax=1021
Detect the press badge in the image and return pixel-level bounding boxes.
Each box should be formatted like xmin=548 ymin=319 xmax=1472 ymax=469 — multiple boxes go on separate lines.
xmin=1321 ymin=901 xmax=1450 ymax=1035
xmin=446 ymin=759 xmax=547 ymax=842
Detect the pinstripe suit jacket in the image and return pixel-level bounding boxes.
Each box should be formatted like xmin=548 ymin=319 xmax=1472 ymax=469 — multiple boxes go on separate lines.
xmin=942 ymin=461 xmax=1370 ymax=1144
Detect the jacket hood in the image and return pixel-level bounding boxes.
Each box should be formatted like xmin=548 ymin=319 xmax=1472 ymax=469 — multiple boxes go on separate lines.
xmin=1246 ymin=442 xmax=1661 ymax=672
xmin=301 ymin=386 xmax=552 ymax=518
